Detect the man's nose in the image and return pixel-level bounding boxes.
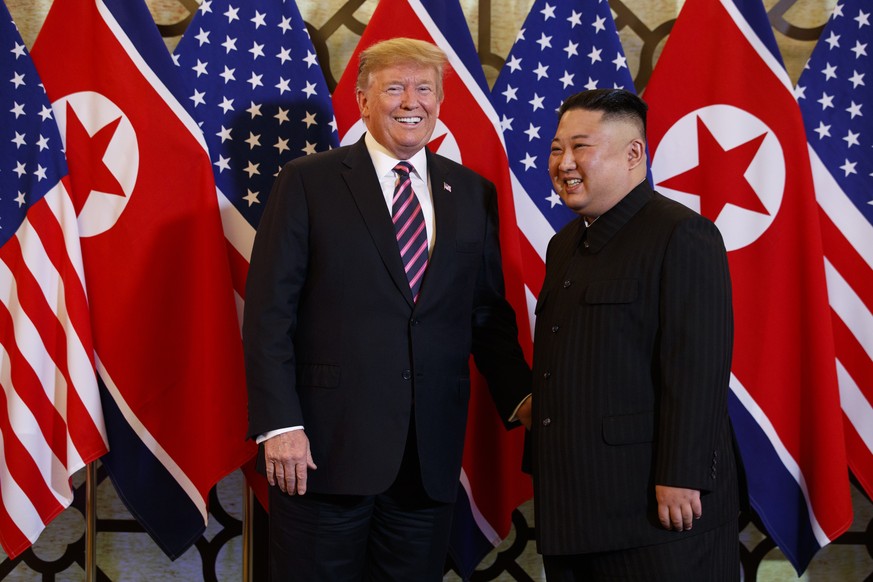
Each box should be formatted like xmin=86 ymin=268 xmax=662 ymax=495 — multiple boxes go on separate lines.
xmin=400 ymin=86 xmax=418 ymax=107
xmin=558 ymin=150 xmax=576 ymax=170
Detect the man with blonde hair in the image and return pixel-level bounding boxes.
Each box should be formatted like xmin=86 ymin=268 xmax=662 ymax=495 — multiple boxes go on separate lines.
xmin=243 ymin=37 xmax=532 ymax=580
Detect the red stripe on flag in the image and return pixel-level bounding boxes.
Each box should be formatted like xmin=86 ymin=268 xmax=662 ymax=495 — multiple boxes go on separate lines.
xmin=843 ymin=411 xmax=873 ymax=499
xmin=226 ymin=237 xmax=249 ymax=301
xmin=832 ymin=312 xmax=873 ymax=400
xmin=1 ymin=230 xmax=103 ymax=463
xmin=519 ymin=232 xmax=545 ymax=299
xmin=819 ymin=211 xmax=873 ymax=315
xmin=0 ymin=451 xmax=31 ymax=560
xmin=28 ymin=196 xmax=95 ymax=367
xmin=0 ymin=381 xmax=65 ymax=525
xmin=0 ymin=290 xmax=68 ymax=465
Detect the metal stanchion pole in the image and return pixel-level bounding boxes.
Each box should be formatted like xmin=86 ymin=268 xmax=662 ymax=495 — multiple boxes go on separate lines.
xmin=85 ymin=462 xmax=97 ymax=582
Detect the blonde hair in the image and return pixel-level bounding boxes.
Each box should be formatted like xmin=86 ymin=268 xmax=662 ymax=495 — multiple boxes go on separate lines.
xmin=356 ymin=38 xmax=448 ymax=100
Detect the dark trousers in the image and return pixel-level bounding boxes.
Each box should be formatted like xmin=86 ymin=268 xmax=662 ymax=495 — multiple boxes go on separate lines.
xmin=543 ymin=517 xmax=740 ymax=582
xmin=267 ymin=424 xmax=455 ymax=582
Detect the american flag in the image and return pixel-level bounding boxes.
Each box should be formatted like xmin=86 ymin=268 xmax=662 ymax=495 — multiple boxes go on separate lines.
xmin=796 ymin=0 xmax=873 ymax=501
xmin=492 ymin=0 xmax=634 ymax=312
xmin=0 ymin=3 xmax=107 ymax=558
xmin=173 ymin=0 xmax=339 ymax=307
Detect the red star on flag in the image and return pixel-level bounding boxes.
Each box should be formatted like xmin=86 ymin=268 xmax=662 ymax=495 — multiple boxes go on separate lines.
xmin=658 ymin=116 xmax=769 ymax=221
xmin=64 ymin=102 xmax=125 ymax=215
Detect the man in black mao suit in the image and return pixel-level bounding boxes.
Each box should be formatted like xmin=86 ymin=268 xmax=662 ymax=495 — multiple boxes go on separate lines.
xmin=242 ymin=38 xmax=532 ymax=581
xmin=531 ymin=89 xmax=741 ymax=580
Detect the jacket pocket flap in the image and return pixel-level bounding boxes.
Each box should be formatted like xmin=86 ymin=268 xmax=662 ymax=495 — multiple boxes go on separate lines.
xmin=584 ymin=279 xmax=638 ymax=304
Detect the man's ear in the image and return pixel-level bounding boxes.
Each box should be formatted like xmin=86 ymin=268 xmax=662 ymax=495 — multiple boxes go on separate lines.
xmin=627 ymin=138 xmax=645 ymax=170
xmin=356 ymin=89 xmax=367 ymax=116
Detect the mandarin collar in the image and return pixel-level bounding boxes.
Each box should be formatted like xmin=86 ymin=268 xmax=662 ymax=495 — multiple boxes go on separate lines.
xmin=584 ymin=180 xmax=653 ymax=253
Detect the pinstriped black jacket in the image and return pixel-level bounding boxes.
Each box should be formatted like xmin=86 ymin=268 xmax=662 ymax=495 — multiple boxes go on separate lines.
xmin=531 ymin=180 xmax=740 ymax=555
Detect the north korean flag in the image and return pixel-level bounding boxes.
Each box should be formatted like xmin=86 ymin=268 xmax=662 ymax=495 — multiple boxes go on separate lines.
xmin=644 ymin=0 xmax=852 ymax=573
xmin=31 ymin=0 xmax=255 ymax=558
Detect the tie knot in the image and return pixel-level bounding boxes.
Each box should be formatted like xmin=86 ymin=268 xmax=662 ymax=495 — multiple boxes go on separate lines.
xmin=394 ymin=161 xmax=413 ymax=178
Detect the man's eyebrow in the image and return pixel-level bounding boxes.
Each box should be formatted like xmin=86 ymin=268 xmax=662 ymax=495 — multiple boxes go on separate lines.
xmin=552 ymin=134 xmax=591 ymax=143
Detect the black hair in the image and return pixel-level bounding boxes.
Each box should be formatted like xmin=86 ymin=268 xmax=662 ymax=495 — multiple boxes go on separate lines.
xmin=558 ymin=89 xmax=647 ymax=139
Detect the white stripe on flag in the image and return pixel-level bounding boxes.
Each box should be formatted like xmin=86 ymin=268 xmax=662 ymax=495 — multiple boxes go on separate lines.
xmin=96 ymin=0 xmax=209 ymax=153
xmin=95 ymin=355 xmax=209 ymax=523
xmin=810 ymin=147 xmax=873 ymax=270
xmin=0 ymin=262 xmax=74 ymax=501
xmin=216 ymin=186 xmax=256 ymax=263
xmin=511 ymin=169 xmax=555 ymax=262
xmin=406 ymin=0 xmax=508 ymax=149
xmin=729 ymin=372 xmax=831 ymax=547
xmin=0 ymin=428 xmax=44 ymax=545
xmin=458 ymin=468 xmax=501 ymax=546
xmin=720 ymin=0 xmax=795 ymax=95
xmin=838 ymin=359 xmax=873 ymax=453
xmin=825 ymin=258 xmax=873 ymax=362
xmin=22 ymin=195 xmax=105 ymax=458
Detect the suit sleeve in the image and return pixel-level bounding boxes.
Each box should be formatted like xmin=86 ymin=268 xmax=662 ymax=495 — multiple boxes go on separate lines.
xmin=654 ymin=215 xmax=734 ymax=491
xmin=242 ymin=162 xmax=309 ymax=439
xmin=469 ymin=180 xmax=533 ymax=426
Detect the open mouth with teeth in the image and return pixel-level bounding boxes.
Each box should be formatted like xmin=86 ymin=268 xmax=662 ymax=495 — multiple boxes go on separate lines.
xmin=396 ymin=116 xmax=423 ymax=124
xmin=565 ymin=178 xmax=582 ymax=187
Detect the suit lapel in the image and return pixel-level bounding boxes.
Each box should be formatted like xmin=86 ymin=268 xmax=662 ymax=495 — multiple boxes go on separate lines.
xmin=341 ymin=138 xmax=414 ymax=306
xmin=419 ymin=151 xmax=456 ymax=304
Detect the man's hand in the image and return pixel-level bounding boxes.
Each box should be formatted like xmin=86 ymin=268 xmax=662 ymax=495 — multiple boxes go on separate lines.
xmin=655 ymin=485 xmax=701 ymax=531
xmin=516 ymin=395 xmax=532 ymax=430
xmin=264 ymin=430 xmax=317 ymax=495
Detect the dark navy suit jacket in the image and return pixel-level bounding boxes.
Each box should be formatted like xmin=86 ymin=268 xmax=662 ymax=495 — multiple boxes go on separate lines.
xmin=243 ymin=136 xmax=531 ymax=503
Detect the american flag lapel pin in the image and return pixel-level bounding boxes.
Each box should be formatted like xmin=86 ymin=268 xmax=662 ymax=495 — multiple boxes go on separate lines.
xmin=443 ymin=182 xmax=452 ymax=192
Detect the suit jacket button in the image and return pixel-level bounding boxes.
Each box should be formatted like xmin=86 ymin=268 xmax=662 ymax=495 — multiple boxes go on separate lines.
xmin=551 ymin=325 xmax=560 ymax=333
xmin=563 ymin=280 xmax=572 ymax=288
xmin=543 ymin=371 xmax=551 ymax=379
xmin=542 ymin=418 xmax=551 ymax=426
xmin=402 ymin=370 xmax=412 ymax=380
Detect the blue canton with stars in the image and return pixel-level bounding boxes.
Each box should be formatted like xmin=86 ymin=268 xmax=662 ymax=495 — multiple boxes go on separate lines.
xmin=492 ymin=0 xmax=634 ymax=233
xmin=1 ymin=3 xmax=67 ymax=247
xmin=173 ymin=0 xmax=338 ymax=230
xmin=797 ymin=0 xmax=872 ymax=223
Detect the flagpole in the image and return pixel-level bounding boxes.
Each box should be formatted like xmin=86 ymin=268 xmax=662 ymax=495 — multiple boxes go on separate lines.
xmin=85 ymin=462 xmax=97 ymax=582
xmin=242 ymin=481 xmax=254 ymax=582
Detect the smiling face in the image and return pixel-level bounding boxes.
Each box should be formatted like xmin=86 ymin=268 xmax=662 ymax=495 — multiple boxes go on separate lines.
xmin=356 ymin=62 xmax=443 ymax=160
xmin=548 ymin=108 xmax=646 ymax=219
